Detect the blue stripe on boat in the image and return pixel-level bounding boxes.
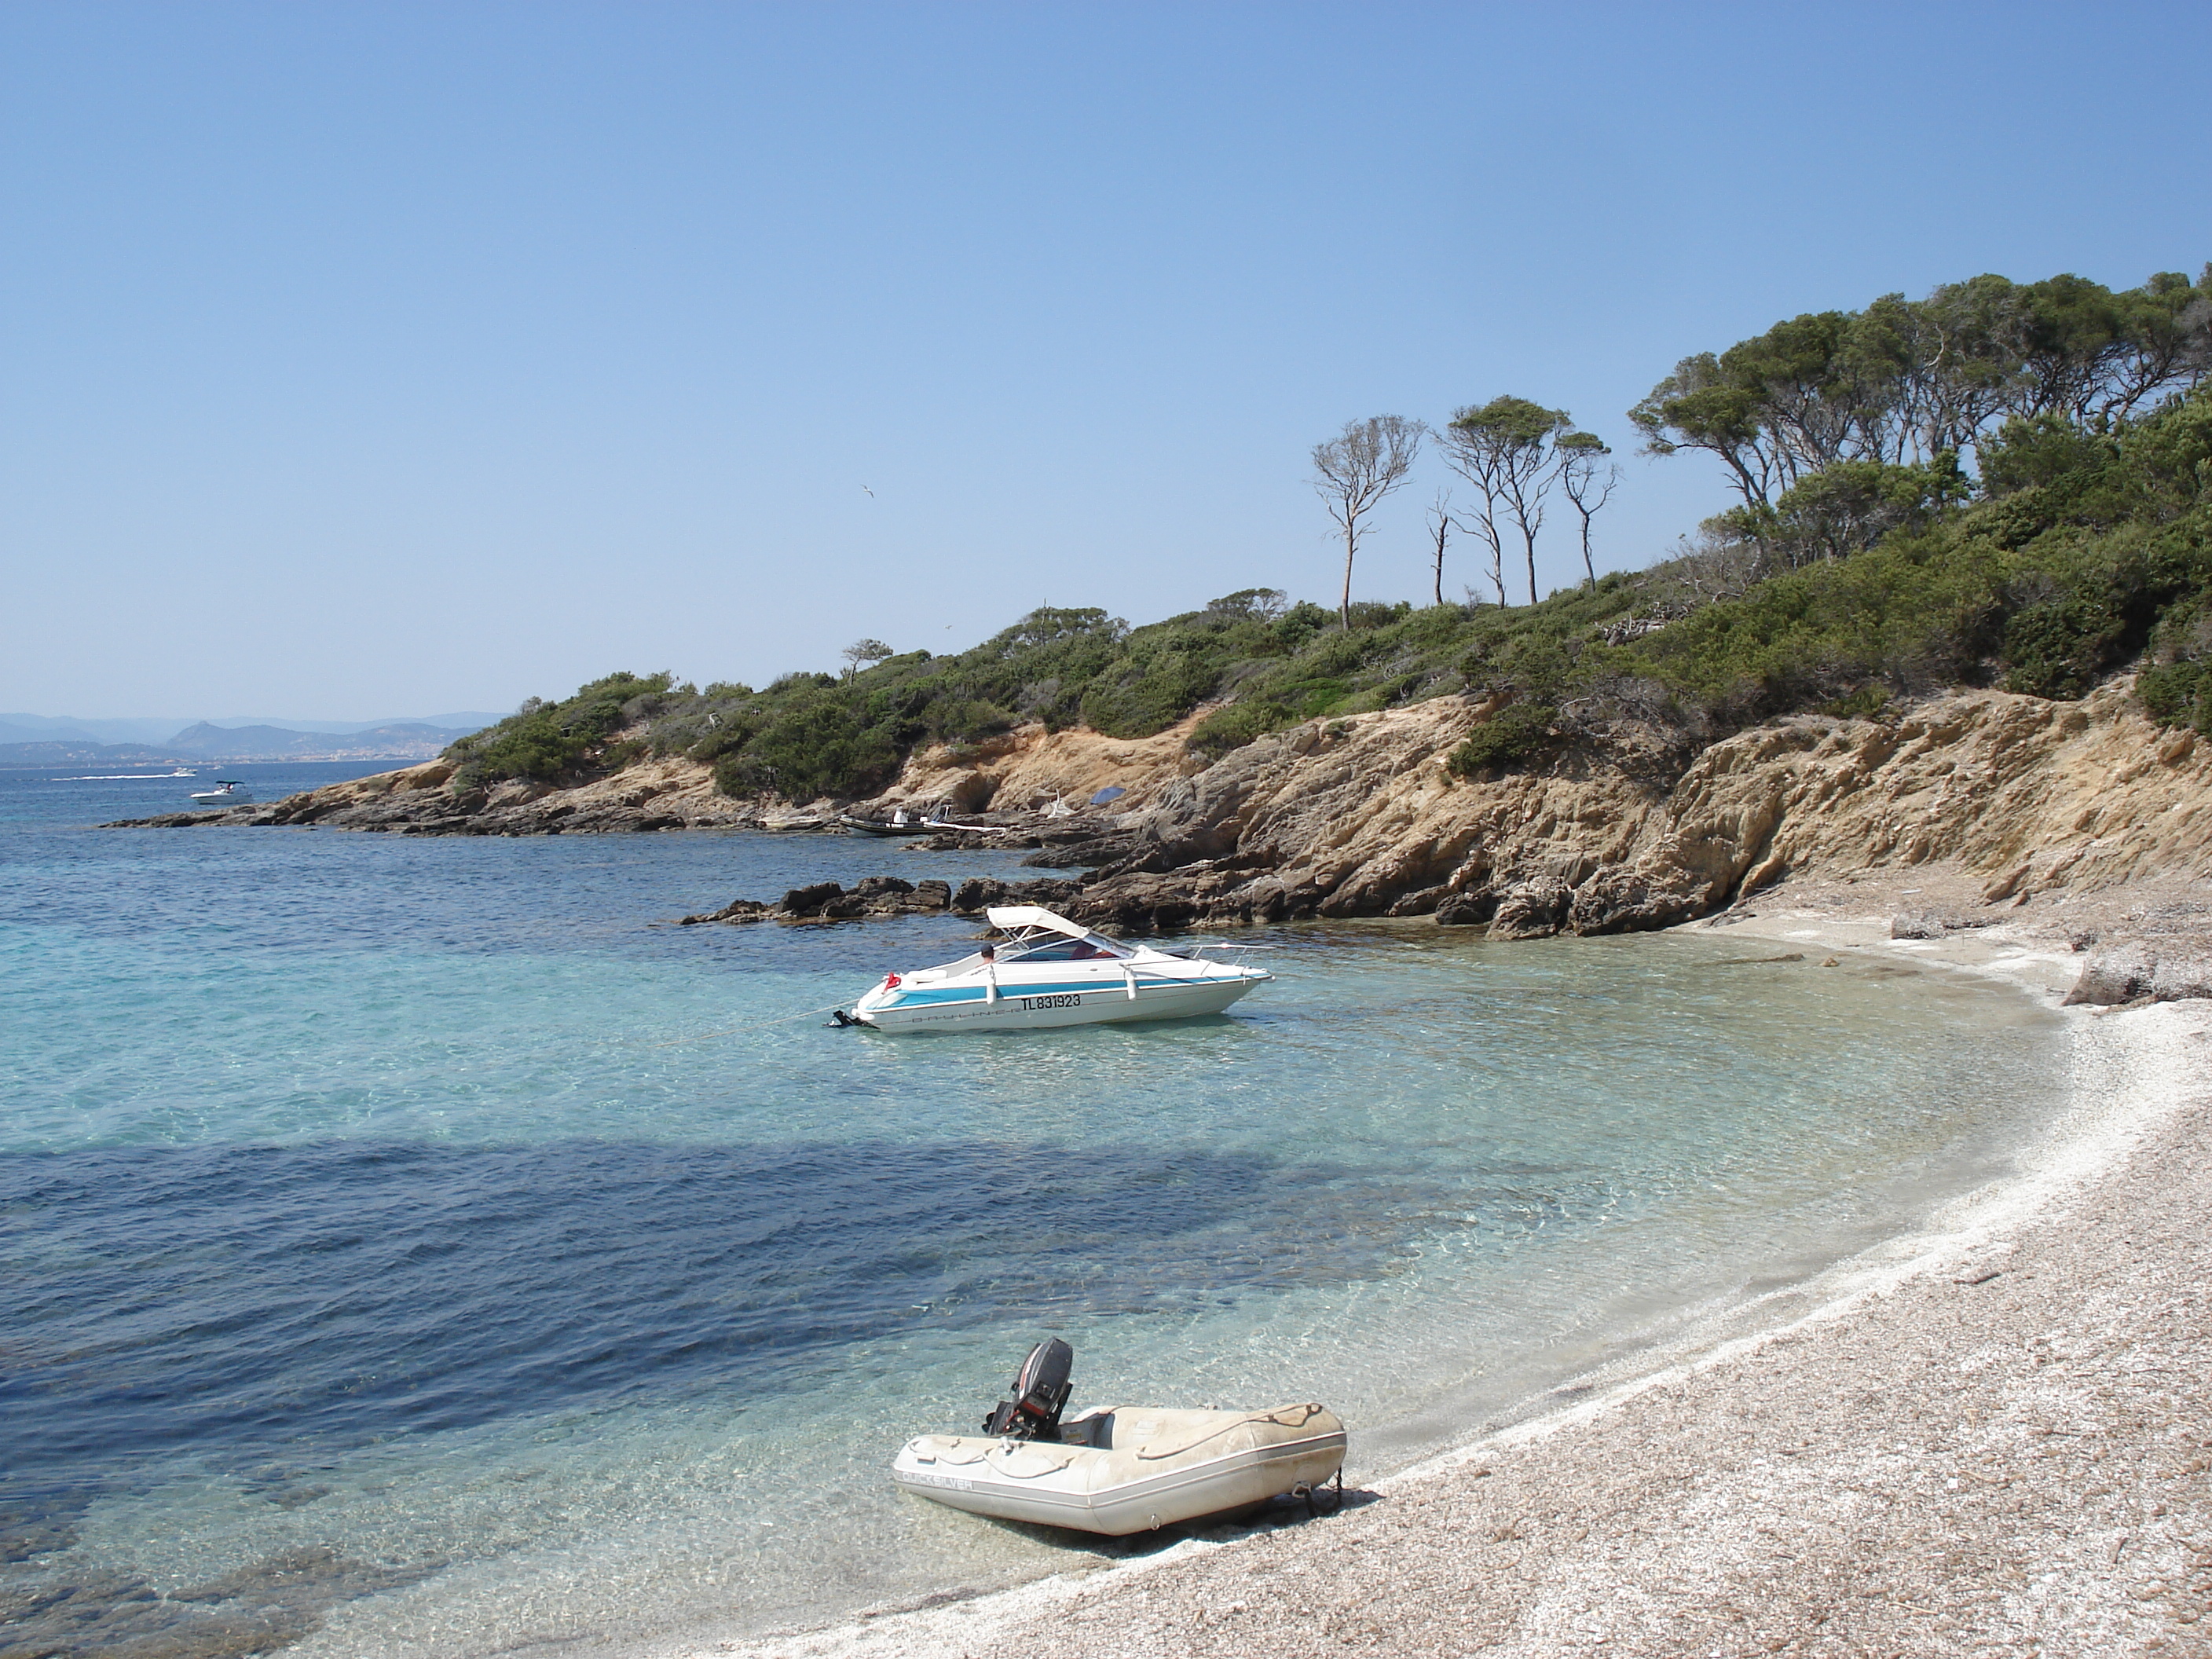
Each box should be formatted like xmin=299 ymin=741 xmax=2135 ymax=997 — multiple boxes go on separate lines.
xmin=886 ymin=980 xmax=1184 ymax=1007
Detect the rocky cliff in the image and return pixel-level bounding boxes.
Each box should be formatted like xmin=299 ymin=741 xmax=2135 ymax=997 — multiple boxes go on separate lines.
xmin=113 ymin=682 xmax=2212 ymax=961
xmin=1045 ymin=679 xmax=2212 ymax=939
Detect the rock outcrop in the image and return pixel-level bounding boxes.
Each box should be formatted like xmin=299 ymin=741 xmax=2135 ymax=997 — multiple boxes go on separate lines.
xmin=113 ymin=679 xmax=2212 ymax=956
xmin=1025 ymin=680 xmax=2212 ymax=939
xmin=2060 ymin=932 xmax=2212 ymax=1006
xmin=678 ymin=877 xmax=961 ymax=925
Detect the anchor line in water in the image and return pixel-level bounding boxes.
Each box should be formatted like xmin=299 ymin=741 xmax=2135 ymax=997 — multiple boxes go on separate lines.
xmin=628 ymin=1002 xmax=851 ymax=1047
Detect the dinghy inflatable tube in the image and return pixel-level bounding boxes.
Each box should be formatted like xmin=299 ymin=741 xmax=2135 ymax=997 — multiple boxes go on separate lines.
xmin=892 ymin=1402 xmax=1346 ymax=1535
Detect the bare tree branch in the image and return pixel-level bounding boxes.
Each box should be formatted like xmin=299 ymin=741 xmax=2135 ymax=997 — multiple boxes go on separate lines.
xmin=1555 ymin=431 xmax=1621 ymax=589
xmin=1426 ymin=488 xmax=1452 ymax=607
xmin=1311 ymin=416 xmax=1425 ymax=629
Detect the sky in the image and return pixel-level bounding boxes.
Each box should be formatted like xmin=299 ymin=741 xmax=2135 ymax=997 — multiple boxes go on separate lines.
xmin=4 ymin=2 xmax=2209 ymax=721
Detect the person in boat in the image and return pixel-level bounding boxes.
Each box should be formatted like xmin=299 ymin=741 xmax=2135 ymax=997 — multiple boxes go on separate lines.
xmin=1069 ymin=941 xmax=1105 ymax=959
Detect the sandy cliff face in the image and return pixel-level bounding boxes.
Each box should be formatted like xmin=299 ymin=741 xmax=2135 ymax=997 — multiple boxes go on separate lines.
xmin=1047 ymin=679 xmax=2212 ymax=937
xmin=860 ymin=709 xmax=1216 ymax=816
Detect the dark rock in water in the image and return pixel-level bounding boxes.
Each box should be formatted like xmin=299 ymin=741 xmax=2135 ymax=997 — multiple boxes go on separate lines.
xmin=950 ymin=876 xmax=1085 ymax=916
xmin=1569 ymin=864 xmax=1713 ymax=936
xmin=679 ymin=873 xmax=962 ymax=927
xmin=781 ymin=881 xmax=846 ymax=917
xmin=1434 ymin=890 xmax=1500 ymax=928
xmin=1065 ymin=872 xmax=1203 ymax=935
xmin=1386 ymin=884 xmax=1448 ymax=917
xmin=1488 ymin=880 xmax=1574 ymax=940
xmin=677 ymin=897 xmax=771 ymax=925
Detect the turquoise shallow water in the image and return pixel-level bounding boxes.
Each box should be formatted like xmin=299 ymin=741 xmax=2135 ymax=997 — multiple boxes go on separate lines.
xmin=0 ymin=764 xmax=2067 ymax=1654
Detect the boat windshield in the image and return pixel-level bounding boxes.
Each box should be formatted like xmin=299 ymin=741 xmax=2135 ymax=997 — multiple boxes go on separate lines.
xmin=996 ymin=931 xmax=1131 ymax=963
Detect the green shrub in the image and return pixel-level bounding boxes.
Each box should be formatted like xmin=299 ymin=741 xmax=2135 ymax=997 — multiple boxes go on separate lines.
xmin=1448 ymin=704 xmax=1558 ymax=775
xmin=2136 ymin=660 xmax=2210 ymax=731
xmin=738 ymin=696 xmax=904 ymax=800
xmin=446 ymin=671 xmax=674 ymax=789
xmin=1079 ymin=650 xmax=1222 ymax=738
xmin=1186 ymin=701 xmax=1297 ymax=760
xmin=2001 ymin=592 xmax=2133 ymax=699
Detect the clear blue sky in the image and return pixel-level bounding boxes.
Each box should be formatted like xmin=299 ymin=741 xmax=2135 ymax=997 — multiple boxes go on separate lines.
xmin=5 ymin=2 xmax=2208 ymax=720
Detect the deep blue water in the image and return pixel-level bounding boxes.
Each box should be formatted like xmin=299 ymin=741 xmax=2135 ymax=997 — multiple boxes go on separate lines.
xmin=0 ymin=760 xmax=2069 ymax=1654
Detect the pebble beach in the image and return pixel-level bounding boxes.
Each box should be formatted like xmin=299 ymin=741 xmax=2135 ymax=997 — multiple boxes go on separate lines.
xmin=696 ymin=899 xmax=2212 ymax=1659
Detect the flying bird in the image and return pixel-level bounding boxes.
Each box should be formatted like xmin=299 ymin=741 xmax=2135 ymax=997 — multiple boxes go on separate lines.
xmin=861 ymin=485 xmax=874 ymax=497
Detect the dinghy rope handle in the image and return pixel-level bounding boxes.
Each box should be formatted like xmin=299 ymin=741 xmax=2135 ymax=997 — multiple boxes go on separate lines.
xmin=1133 ymin=1403 xmax=1331 ymax=1461
xmin=986 ymin=1442 xmax=1078 ymax=1478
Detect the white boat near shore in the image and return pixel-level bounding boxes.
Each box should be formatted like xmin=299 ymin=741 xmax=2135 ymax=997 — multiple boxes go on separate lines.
xmin=188 ymin=779 xmax=253 ymax=805
xmin=894 ymin=1404 xmax=1345 ymax=1534
xmin=838 ymin=905 xmax=1271 ymax=1033
xmin=892 ymin=1339 xmax=1346 ymax=1536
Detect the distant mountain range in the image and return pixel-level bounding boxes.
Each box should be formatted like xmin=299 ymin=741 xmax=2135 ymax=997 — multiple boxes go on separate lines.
xmin=0 ymin=711 xmax=504 ymax=746
xmin=0 ymin=712 xmax=499 ymax=768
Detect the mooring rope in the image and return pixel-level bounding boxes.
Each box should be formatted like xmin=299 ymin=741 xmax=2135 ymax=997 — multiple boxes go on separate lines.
xmin=628 ymin=1002 xmax=851 ymax=1048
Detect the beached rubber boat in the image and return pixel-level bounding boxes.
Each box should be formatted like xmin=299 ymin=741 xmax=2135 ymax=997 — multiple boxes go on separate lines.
xmin=892 ymin=1340 xmax=1345 ymax=1536
xmin=837 ymin=905 xmax=1271 ymax=1033
xmin=840 ymin=811 xmax=934 ymax=837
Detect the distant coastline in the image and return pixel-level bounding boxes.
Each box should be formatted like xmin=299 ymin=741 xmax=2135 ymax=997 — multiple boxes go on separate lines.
xmin=0 ymin=717 xmax=489 ymax=770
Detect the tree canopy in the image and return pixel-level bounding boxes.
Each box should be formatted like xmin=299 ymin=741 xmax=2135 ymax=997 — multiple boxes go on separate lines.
xmin=1629 ymin=267 xmax=2212 ymax=512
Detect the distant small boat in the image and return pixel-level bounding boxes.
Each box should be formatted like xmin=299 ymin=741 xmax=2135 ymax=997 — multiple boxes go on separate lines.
xmin=189 ymin=779 xmax=254 ymax=805
xmin=840 ymin=803 xmax=980 ymax=837
xmin=840 ymin=811 xmax=935 ymax=837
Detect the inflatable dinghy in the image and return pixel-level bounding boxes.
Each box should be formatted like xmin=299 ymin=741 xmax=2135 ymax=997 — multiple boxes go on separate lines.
xmin=891 ymin=1339 xmax=1346 ymax=1536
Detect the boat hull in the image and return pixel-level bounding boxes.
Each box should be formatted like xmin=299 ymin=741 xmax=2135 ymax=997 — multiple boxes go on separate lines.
xmin=840 ymin=815 xmax=932 ymax=837
xmin=892 ymin=1404 xmax=1344 ymax=1536
xmin=855 ymin=974 xmax=1259 ymax=1033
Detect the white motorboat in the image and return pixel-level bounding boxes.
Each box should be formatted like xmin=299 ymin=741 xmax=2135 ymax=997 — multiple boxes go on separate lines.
xmin=188 ymin=779 xmax=254 ymax=805
xmin=892 ymin=1339 xmax=1345 ymax=1536
xmin=837 ymin=905 xmax=1271 ymax=1033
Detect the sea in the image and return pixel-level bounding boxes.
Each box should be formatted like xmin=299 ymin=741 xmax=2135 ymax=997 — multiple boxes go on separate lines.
xmin=0 ymin=760 xmax=2069 ymax=1656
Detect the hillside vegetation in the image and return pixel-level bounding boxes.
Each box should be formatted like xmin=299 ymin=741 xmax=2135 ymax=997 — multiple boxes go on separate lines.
xmin=446 ymin=266 xmax=2212 ymax=805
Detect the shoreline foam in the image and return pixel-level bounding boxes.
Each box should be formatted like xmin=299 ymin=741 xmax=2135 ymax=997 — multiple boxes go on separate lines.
xmin=679 ymin=905 xmax=2212 ymax=1658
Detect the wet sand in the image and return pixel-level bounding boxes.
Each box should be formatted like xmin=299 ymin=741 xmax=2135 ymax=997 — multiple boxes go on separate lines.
xmin=687 ymin=894 xmax=2212 ymax=1658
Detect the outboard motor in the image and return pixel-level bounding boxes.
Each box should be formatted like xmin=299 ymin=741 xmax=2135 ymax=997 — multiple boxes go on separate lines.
xmin=983 ymin=1337 xmax=1074 ymax=1440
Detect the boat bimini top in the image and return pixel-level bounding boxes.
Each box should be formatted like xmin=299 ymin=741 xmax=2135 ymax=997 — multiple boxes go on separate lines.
xmin=987 ymin=904 xmax=1135 ymax=954
xmin=837 ymin=905 xmax=1273 ymax=1033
